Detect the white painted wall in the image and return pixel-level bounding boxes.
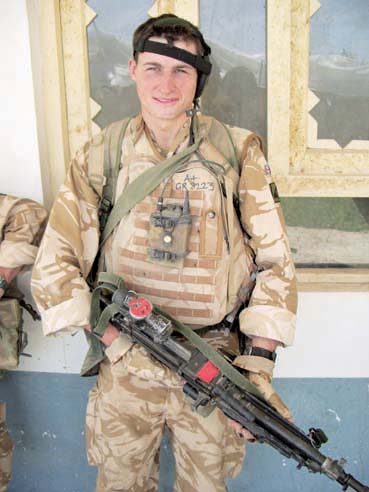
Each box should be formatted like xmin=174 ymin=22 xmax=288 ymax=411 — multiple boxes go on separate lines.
xmin=2 ymin=2 xmax=369 ymax=378
xmin=0 ymin=0 xmax=43 ymax=203
xmin=275 ymin=291 xmax=369 ymax=378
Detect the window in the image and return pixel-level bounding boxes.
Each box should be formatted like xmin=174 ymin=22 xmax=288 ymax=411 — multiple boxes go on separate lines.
xmin=87 ymin=1 xmax=153 ymax=127
xmin=37 ymin=0 xmax=369 ymax=289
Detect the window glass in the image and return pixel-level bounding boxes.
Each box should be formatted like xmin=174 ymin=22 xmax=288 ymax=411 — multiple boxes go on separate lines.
xmin=281 ymin=198 xmax=369 ymax=268
xmin=87 ymin=0 xmax=152 ymax=127
xmin=87 ymin=0 xmax=267 ymax=139
xmin=200 ymin=0 xmax=266 ymax=141
xmin=309 ymin=0 xmax=369 ymax=147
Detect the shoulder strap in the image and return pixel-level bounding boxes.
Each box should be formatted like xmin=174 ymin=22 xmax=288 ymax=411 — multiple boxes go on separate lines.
xmin=100 ymin=134 xmax=203 ymax=247
xmin=203 ymin=117 xmax=240 ymax=173
xmin=88 ymin=118 xmax=131 ymax=231
xmin=103 ymin=118 xmax=131 ymax=207
xmin=217 ymin=122 xmax=239 ymax=172
xmin=87 ymin=118 xmax=130 ymax=286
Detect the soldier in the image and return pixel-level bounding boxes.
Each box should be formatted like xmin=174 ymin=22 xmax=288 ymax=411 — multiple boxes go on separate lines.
xmin=31 ymin=14 xmax=297 ymax=492
xmin=0 ymin=194 xmax=47 ymax=492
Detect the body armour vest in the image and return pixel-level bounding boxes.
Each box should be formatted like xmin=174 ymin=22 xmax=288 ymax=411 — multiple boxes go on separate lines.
xmin=101 ymin=115 xmax=256 ymax=328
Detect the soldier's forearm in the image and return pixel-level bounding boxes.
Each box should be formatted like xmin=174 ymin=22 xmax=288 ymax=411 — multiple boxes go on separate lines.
xmin=250 ymin=335 xmax=280 ymax=352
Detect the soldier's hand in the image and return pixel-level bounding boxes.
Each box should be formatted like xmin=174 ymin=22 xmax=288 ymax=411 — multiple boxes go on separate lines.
xmin=100 ymin=322 xmax=120 ymax=346
xmin=84 ymin=322 xmax=120 ymax=347
xmin=228 ymin=419 xmax=256 ymax=441
xmin=232 ymin=354 xmax=293 ymax=421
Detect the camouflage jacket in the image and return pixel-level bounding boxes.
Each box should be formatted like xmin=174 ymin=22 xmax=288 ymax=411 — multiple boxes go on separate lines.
xmin=0 ymin=194 xmax=48 ymax=270
xmin=31 ymin=115 xmax=297 ymax=355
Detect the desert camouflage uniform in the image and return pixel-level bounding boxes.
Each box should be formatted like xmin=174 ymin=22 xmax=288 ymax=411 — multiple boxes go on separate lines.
xmin=0 ymin=194 xmax=48 ymax=492
xmin=32 ymin=114 xmax=297 ymax=492
xmin=0 ymin=403 xmax=12 ymax=492
xmin=0 ymin=195 xmax=47 ymax=270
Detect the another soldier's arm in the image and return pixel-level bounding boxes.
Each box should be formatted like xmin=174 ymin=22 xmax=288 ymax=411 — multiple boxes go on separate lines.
xmin=31 ymin=146 xmax=100 ymax=337
xmin=0 ymin=196 xmax=48 ymax=296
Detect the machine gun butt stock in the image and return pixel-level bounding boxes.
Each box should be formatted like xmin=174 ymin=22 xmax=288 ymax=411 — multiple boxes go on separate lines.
xmin=103 ymin=288 xmax=369 ymax=492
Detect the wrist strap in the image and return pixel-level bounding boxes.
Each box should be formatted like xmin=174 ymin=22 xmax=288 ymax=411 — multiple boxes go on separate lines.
xmin=245 ymin=346 xmax=277 ymax=362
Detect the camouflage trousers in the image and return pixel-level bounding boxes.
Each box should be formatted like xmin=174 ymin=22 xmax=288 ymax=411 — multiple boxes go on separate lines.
xmin=0 ymin=403 xmax=13 ymax=492
xmin=86 ymin=331 xmax=246 ymax=492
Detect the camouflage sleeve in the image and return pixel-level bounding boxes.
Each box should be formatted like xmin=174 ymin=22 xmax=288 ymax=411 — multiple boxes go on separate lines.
xmin=237 ymin=135 xmax=298 ymax=347
xmin=0 ymin=195 xmax=48 ymax=269
xmin=31 ymin=143 xmax=100 ymax=336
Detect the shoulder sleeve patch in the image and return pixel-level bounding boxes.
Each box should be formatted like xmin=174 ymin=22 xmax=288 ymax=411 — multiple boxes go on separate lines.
xmin=264 ymin=164 xmax=272 ymax=176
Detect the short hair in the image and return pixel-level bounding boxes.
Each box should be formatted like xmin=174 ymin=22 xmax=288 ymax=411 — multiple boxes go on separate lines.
xmin=132 ymin=14 xmax=205 ymax=61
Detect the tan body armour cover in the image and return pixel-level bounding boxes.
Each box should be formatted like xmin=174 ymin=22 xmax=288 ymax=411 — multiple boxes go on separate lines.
xmin=31 ymin=114 xmax=296 ymax=376
xmin=101 ymin=116 xmax=256 ymax=328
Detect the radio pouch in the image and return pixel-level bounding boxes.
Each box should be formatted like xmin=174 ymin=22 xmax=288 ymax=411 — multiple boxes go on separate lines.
xmin=148 ymin=190 xmax=192 ymax=268
xmin=0 ymin=298 xmax=26 ymax=370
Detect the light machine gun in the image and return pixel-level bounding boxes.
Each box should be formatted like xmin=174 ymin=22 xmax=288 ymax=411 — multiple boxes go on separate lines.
xmin=93 ymin=282 xmax=369 ymax=492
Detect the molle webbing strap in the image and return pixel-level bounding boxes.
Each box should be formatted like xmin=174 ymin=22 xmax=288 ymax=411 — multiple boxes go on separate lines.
xmin=104 ymin=118 xmax=131 ymax=206
xmin=219 ymin=122 xmax=239 ymax=172
xmin=100 ymin=134 xmax=203 ymax=247
xmin=87 ymin=119 xmax=130 ymax=286
xmin=88 ymin=118 xmax=130 ymax=201
xmin=91 ymin=272 xmax=264 ymax=401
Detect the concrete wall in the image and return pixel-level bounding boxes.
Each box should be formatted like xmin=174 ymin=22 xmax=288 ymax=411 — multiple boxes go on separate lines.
xmin=0 ymin=2 xmax=368 ymax=492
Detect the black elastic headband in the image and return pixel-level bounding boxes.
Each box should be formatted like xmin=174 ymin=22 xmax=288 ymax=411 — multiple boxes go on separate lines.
xmin=134 ymin=39 xmax=212 ymax=75
xmin=152 ymin=17 xmax=210 ymax=54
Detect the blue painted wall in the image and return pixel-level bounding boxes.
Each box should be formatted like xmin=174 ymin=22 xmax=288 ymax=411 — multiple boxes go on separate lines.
xmin=1 ymin=372 xmax=368 ymax=492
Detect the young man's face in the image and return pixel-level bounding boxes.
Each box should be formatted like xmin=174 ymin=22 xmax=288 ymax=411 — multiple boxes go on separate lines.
xmin=129 ymin=37 xmax=198 ymax=126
